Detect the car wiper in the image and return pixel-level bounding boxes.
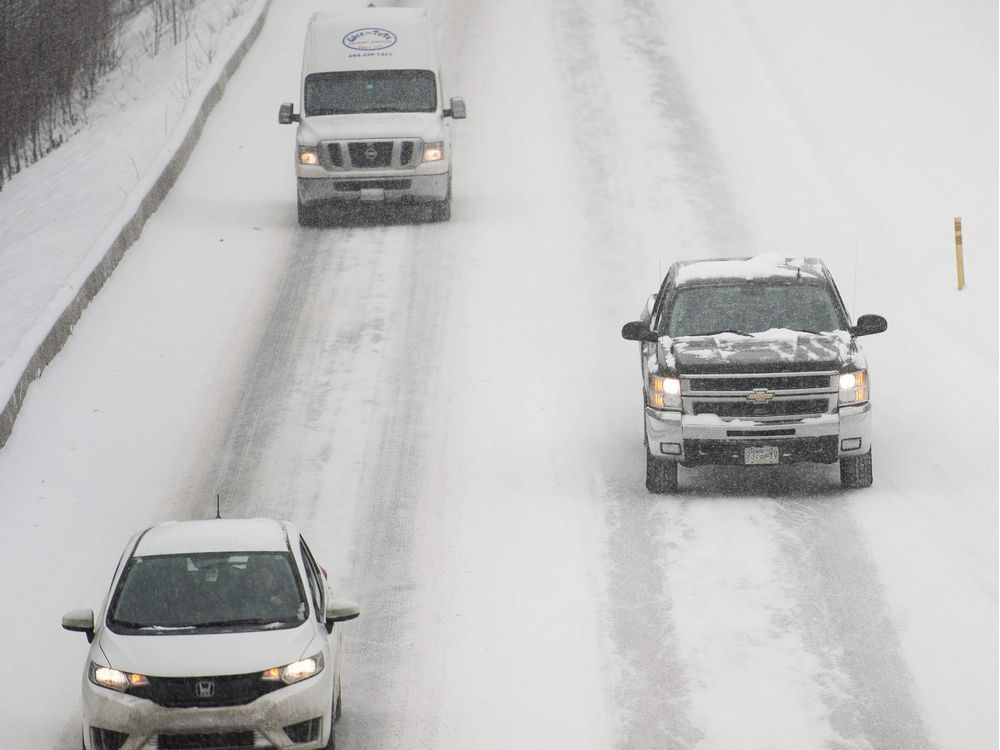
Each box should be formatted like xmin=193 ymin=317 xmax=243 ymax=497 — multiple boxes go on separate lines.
xmin=191 ymin=618 xmax=287 ymax=629
xmin=687 ymin=329 xmax=754 ymax=337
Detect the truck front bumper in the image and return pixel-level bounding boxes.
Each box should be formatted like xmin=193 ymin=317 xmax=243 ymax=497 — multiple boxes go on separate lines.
xmin=645 ymin=403 xmax=872 ymax=466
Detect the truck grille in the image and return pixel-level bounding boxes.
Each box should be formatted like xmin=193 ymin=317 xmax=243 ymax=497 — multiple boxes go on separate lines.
xmin=693 ymin=399 xmax=830 ymax=418
xmin=688 ymin=374 xmax=833 ymax=392
xmin=683 ymin=370 xmax=836 ymax=420
xmin=320 ymin=139 xmax=420 ymax=170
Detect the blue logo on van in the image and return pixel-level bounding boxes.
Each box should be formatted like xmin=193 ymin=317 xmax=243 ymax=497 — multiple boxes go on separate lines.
xmin=343 ymin=27 xmax=397 ymax=51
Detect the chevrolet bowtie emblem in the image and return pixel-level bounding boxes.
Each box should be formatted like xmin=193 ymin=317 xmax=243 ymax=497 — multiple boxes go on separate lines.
xmin=747 ymin=389 xmax=774 ymax=403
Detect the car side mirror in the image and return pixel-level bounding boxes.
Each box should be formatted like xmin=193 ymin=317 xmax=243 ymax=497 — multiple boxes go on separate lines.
xmin=278 ymin=102 xmax=299 ymax=125
xmin=622 ymin=320 xmax=659 ymax=342
xmin=62 ymin=609 xmax=96 ymax=643
xmin=850 ymin=314 xmax=887 ymax=337
xmin=445 ymin=97 xmax=466 ymax=119
xmin=324 ymin=598 xmax=360 ymax=633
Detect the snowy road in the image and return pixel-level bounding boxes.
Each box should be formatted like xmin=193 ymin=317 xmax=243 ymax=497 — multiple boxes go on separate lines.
xmin=0 ymin=0 xmax=995 ymax=748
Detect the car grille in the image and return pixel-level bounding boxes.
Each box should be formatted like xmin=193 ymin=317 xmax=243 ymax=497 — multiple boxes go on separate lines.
xmin=156 ymin=731 xmax=258 ymax=749
xmin=321 ymin=139 xmax=420 ymax=170
xmin=130 ymin=673 xmax=282 ymax=707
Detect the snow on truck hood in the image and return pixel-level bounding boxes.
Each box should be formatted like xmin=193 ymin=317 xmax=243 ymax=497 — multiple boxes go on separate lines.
xmin=662 ymin=329 xmax=854 ymax=372
xmin=98 ymin=622 xmax=320 ymax=678
xmin=298 ymin=112 xmax=445 ymax=143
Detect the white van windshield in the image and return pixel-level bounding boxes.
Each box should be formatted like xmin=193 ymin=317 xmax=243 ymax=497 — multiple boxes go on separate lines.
xmin=305 ymin=69 xmax=437 ymax=115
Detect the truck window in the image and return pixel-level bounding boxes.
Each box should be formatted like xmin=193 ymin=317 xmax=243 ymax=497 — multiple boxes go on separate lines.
xmin=305 ymin=69 xmax=437 ymax=115
xmin=665 ymin=283 xmax=844 ymax=337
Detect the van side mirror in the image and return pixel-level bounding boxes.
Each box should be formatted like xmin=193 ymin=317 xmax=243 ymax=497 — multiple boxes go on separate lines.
xmin=62 ymin=609 xmax=96 ymax=643
xmin=850 ymin=314 xmax=888 ymax=337
xmin=622 ymin=320 xmax=659 ymax=342
xmin=324 ymin=598 xmax=360 ymax=633
xmin=445 ymin=97 xmax=466 ymax=119
xmin=278 ymin=102 xmax=299 ymax=125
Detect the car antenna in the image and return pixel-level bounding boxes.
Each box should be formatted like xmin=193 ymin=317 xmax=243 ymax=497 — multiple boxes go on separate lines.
xmin=215 ymin=493 xmax=222 ymax=519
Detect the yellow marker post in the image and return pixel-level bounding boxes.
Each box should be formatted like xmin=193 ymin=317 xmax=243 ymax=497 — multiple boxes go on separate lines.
xmin=954 ymin=217 xmax=965 ymax=290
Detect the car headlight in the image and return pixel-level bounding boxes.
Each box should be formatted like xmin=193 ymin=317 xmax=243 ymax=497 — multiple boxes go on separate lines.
xmin=297 ymin=146 xmax=319 ymax=166
xmin=422 ymin=142 xmax=444 ymax=162
xmin=261 ymin=652 xmax=324 ymax=685
xmin=89 ymin=662 xmax=149 ymax=692
xmin=838 ymin=369 xmax=869 ymax=405
xmin=649 ymin=374 xmax=681 ymax=410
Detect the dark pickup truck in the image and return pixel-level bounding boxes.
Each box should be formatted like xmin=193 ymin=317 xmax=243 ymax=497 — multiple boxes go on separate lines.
xmin=622 ymin=255 xmax=887 ymax=492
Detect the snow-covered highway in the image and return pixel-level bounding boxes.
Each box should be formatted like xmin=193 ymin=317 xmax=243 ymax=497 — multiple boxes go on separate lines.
xmin=0 ymin=0 xmax=995 ymax=748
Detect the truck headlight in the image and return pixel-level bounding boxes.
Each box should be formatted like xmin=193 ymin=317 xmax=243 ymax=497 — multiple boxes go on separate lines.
xmin=838 ymin=370 xmax=869 ymax=405
xmin=297 ymin=146 xmax=319 ymax=166
xmin=649 ymin=375 xmax=681 ymax=410
xmin=422 ymin=142 xmax=444 ymax=162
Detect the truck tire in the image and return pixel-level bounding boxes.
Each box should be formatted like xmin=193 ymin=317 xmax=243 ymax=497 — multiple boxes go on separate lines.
xmin=430 ymin=174 xmax=452 ymax=222
xmin=840 ymin=449 xmax=873 ymax=488
xmin=298 ymin=199 xmax=320 ymax=227
xmin=645 ymin=446 xmax=678 ymax=493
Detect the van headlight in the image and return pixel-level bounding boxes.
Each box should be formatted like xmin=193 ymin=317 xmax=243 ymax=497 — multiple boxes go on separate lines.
xmin=649 ymin=374 xmax=681 ymax=410
xmin=261 ymin=652 xmax=324 ymax=685
xmin=422 ymin=142 xmax=444 ymax=162
xmin=838 ymin=369 xmax=869 ymax=405
xmin=297 ymin=146 xmax=319 ymax=166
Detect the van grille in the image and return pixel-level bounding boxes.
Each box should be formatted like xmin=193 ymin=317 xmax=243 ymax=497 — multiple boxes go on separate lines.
xmin=319 ymin=139 xmax=420 ymax=170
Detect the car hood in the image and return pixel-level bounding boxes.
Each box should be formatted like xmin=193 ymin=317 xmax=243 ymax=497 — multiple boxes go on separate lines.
xmin=666 ymin=329 xmax=855 ymax=374
xmin=97 ymin=622 xmax=321 ymax=677
xmin=298 ymin=112 xmax=445 ymax=143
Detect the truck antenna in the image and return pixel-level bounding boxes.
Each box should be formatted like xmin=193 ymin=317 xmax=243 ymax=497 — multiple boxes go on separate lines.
xmin=215 ymin=493 xmax=222 ymax=519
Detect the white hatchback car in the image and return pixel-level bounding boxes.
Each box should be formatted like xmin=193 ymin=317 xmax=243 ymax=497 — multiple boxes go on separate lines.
xmin=62 ymin=518 xmax=360 ymax=750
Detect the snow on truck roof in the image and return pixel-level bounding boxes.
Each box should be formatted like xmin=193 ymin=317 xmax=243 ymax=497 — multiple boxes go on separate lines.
xmin=303 ymin=8 xmax=437 ymax=74
xmin=674 ymin=254 xmax=827 ymax=286
xmin=134 ymin=519 xmax=292 ymax=556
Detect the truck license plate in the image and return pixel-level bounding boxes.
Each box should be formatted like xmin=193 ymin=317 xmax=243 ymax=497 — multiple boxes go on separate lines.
xmin=745 ymin=446 xmax=779 ymax=465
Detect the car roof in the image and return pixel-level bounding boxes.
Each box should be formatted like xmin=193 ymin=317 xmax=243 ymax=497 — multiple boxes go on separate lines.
xmin=133 ymin=519 xmax=294 ymax=557
xmin=673 ymin=254 xmax=828 ymax=286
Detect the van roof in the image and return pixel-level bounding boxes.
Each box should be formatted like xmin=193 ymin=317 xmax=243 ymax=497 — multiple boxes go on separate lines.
xmin=303 ymin=8 xmax=437 ymax=74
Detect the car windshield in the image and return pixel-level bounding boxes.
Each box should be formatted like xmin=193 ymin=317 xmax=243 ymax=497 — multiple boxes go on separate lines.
xmin=108 ymin=551 xmax=307 ymax=633
xmin=304 ymin=69 xmax=437 ymax=115
xmin=663 ymin=282 xmax=844 ymax=338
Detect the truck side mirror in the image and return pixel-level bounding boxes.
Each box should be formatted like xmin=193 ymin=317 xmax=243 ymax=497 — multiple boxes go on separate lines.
xmin=62 ymin=609 xmax=96 ymax=643
xmin=850 ymin=314 xmax=888 ymax=337
xmin=622 ymin=320 xmax=659 ymax=342
xmin=278 ymin=102 xmax=299 ymax=125
xmin=445 ymin=97 xmax=466 ymax=119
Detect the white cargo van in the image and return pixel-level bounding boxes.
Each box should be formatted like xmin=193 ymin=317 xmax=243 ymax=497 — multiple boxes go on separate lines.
xmin=278 ymin=8 xmax=466 ymax=225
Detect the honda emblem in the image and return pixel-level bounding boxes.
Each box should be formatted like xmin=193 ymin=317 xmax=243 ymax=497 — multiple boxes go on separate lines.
xmin=195 ymin=681 xmax=216 ymax=699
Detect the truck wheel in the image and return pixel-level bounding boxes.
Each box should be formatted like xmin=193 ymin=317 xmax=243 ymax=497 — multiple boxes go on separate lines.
xmin=840 ymin=449 xmax=873 ymax=488
xmin=430 ymin=174 xmax=452 ymax=222
xmin=298 ymin=199 xmax=320 ymax=226
xmin=645 ymin=446 xmax=678 ymax=493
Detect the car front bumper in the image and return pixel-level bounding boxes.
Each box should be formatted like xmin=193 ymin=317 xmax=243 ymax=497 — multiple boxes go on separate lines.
xmin=81 ymin=669 xmax=334 ymax=750
xmin=645 ymin=402 xmax=872 ymax=466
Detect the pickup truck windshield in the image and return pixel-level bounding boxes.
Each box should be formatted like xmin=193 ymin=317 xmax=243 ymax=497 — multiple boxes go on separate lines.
xmin=108 ymin=552 xmax=307 ymax=633
xmin=305 ymin=69 xmax=437 ymax=115
xmin=664 ymin=282 xmax=844 ymax=338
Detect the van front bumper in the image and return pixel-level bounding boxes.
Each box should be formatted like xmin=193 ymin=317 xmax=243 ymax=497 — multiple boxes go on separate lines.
xmin=645 ymin=403 xmax=872 ymax=466
xmin=297 ymin=172 xmax=448 ymax=205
